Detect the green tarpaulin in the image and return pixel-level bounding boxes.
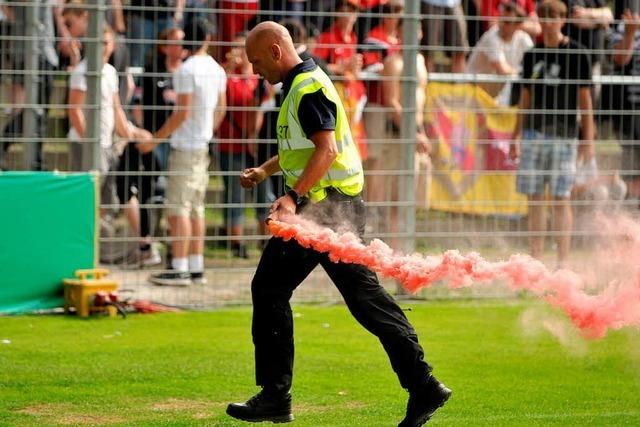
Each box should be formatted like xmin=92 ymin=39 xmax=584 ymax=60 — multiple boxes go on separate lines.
xmin=0 ymin=172 xmax=96 ymax=313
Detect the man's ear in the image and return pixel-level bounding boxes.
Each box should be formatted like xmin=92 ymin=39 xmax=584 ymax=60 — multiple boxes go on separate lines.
xmin=271 ymin=43 xmax=282 ymax=61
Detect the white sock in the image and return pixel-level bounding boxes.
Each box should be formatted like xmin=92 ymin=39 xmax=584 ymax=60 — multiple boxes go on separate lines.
xmin=171 ymin=257 xmax=189 ymax=272
xmin=189 ymin=254 xmax=204 ymax=272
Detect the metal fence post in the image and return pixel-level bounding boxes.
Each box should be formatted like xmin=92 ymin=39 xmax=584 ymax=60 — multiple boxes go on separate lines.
xmin=23 ymin=1 xmax=39 ymax=170
xmin=400 ymin=1 xmax=419 ymax=256
xmin=82 ymin=0 xmax=105 ymax=172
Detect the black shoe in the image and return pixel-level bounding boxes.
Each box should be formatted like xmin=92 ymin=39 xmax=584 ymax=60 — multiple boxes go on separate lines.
xmin=148 ymin=271 xmax=191 ymax=286
xmin=190 ymin=271 xmax=207 ymax=285
xmin=226 ymin=389 xmax=294 ymax=423
xmin=398 ymin=376 xmax=452 ymax=427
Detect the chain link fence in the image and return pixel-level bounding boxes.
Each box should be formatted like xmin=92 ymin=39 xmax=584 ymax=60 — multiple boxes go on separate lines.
xmin=2 ymin=0 xmax=639 ymax=306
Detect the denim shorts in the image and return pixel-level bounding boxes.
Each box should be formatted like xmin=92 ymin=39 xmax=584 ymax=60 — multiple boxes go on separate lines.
xmin=516 ymin=130 xmax=577 ymax=198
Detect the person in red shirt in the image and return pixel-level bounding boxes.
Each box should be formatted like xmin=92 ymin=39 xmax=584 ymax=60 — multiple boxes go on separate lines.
xmin=362 ymin=0 xmax=403 ymax=70
xmin=313 ymin=0 xmax=361 ymax=75
xmin=217 ymin=32 xmax=263 ymax=258
xmin=313 ymin=0 xmax=369 ymax=160
xmin=482 ymin=0 xmax=541 ymax=38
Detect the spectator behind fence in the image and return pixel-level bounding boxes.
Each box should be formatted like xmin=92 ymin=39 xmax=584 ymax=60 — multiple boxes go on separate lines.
xmin=361 ymin=0 xmax=402 ymax=72
xmin=126 ymin=0 xmax=185 ymax=68
xmin=217 ymin=32 xmax=263 ymax=258
xmin=465 ymin=0 xmax=533 ymax=105
xmin=67 ymin=25 xmax=152 ymax=206
xmin=366 ymin=21 xmax=429 ymax=241
xmin=313 ymin=0 xmax=368 ymax=159
xmin=420 ymin=0 xmax=468 ymax=72
xmin=482 ymin=0 xmax=541 ymax=38
xmin=563 ymin=0 xmax=613 ymax=101
xmin=138 ymin=27 xmax=187 ymax=169
xmin=140 ymin=18 xmax=227 ymax=287
xmin=58 ymin=1 xmax=88 ymax=69
xmin=510 ymin=0 xmax=594 ymax=269
xmin=0 ymin=0 xmax=69 ymax=170
xmin=116 ymin=28 xmax=186 ymax=269
xmin=216 ymin=0 xmax=259 ymax=59
xmin=313 ymin=0 xmax=361 ymax=76
xmin=609 ymin=9 xmax=640 ymax=201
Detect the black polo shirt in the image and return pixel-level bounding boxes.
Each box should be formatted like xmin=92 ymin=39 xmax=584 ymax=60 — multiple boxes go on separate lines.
xmin=281 ymin=58 xmax=337 ymax=138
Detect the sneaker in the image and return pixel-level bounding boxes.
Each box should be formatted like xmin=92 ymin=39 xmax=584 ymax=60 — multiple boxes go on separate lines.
xmin=398 ymin=376 xmax=452 ymax=427
xmin=148 ymin=271 xmax=191 ymax=286
xmin=140 ymin=245 xmax=162 ymax=267
xmin=227 ymin=389 xmax=294 ymax=423
xmin=190 ymin=271 xmax=207 ymax=285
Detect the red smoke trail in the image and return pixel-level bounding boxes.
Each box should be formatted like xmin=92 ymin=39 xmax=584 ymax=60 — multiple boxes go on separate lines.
xmin=268 ymin=214 xmax=640 ymax=339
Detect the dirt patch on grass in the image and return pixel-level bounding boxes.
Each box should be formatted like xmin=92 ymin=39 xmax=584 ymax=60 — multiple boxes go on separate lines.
xmin=295 ymin=400 xmax=367 ymax=415
xmin=16 ymin=403 xmax=126 ymax=425
xmin=151 ymin=398 xmax=212 ymax=412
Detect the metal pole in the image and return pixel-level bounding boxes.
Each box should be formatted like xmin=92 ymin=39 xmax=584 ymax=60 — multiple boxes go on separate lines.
xmin=82 ymin=0 xmax=104 ymax=171
xmin=400 ymin=1 xmax=419 ymax=254
xmin=23 ymin=0 xmax=39 ymax=170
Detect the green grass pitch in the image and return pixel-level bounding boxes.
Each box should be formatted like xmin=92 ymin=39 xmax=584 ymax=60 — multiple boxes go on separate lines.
xmin=1 ymin=300 xmax=639 ymax=426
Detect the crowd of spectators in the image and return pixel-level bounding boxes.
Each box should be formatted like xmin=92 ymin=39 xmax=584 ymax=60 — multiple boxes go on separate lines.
xmin=1 ymin=0 xmax=640 ymax=269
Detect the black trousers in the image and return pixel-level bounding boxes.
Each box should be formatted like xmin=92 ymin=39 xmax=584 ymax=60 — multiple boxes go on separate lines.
xmin=251 ymin=190 xmax=432 ymax=392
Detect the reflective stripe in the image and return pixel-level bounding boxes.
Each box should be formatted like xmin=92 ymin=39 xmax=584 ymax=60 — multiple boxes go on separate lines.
xmin=288 ymin=164 xmax=363 ymax=180
xmin=277 ymin=66 xmax=364 ymax=202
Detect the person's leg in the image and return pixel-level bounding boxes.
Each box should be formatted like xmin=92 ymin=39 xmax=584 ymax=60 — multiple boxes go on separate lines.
xmin=227 ymin=237 xmax=319 ymax=423
xmin=528 ymin=194 xmax=546 ymax=260
xmin=324 ymin=258 xmax=433 ymax=388
xmin=169 ymin=214 xmax=192 ymax=268
xmin=421 ymin=3 xmax=442 ymax=73
xmin=447 ymin=5 xmax=468 ymax=73
xmin=516 ymin=131 xmax=546 ymax=260
xmin=149 ymin=149 xmax=193 ymax=285
xmin=251 ymin=237 xmax=320 ymax=392
xmin=549 ymin=139 xmax=577 ymax=268
xmin=553 ymin=197 xmax=572 ymax=268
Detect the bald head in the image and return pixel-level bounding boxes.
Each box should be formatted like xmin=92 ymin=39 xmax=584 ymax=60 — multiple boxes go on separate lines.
xmin=245 ymin=21 xmax=302 ymax=84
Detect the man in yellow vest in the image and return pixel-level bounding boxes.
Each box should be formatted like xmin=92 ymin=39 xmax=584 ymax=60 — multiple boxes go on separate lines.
xmin=227 ymin=21 xmax=451 ymax=427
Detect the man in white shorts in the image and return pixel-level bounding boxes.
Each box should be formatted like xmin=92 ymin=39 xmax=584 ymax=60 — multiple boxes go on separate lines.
xmin=139 ymin=18 xmax=227 ymax=286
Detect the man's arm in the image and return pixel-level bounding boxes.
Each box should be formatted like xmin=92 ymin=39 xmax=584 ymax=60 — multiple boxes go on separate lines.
xmin=155 ymin=93 xmax=192 ymax=140
xmin=269 ymin=130 xmax=338 ymax=219
xmin=240 ymin=155 xmax=281 ymax=188
xmin=578 ymin=86 xmax=595 ymax=159
xmin=213 ymin=91 xmax=226 ymax=133
xmin=290 ymin=129 xmax=338 ymax=196
xmin=113 ymin=92 xmax=134 ymax=139
xmin=510 ymin=86 xmax=530 ymax=160
xmin=613 ymin=11 xmax=640 ymax=67
xmin=571 ymin=6 xmax=613 ymax=30
xmin=68 ymin=88 xmax=86 ymax=138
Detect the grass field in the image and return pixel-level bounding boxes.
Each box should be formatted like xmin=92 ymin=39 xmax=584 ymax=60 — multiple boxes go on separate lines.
xmin=1 ymin=300 xmax=639 ymax=426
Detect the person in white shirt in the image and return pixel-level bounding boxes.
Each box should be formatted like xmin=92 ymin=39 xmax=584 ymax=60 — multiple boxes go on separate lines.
xmin=465 ymin=0 xmax=533 ymax=105
xmin=139 ymin=18 xmax=227 ymax=286
xmin=67 ymin=24 xmax=151 ymax=206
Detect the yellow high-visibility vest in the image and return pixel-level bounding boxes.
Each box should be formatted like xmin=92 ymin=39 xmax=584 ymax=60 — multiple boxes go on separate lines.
xmin=277 ymin=66 xmax=364 ymax=202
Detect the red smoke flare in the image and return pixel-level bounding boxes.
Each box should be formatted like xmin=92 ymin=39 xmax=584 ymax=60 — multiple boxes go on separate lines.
xmin=268 ymin=214 xmax=640 ymax=339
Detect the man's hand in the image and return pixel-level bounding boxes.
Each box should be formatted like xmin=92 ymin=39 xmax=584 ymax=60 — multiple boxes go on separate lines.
xmin=267 ymin=194 xmax=296 ymax=223
xmin=416 ymin=131 xmax=431 ymax=154
xmin=509 ymin=134 xmax=521 ymax=161
xmin=240 ymin=167 xmax=267 ymax=189
xmin=623 ymin=9 xmax=640 ymax=34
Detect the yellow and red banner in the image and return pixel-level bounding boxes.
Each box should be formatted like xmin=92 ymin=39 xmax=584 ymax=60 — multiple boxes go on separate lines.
xmin=425 ymin=82 xmax=527 ymax=216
